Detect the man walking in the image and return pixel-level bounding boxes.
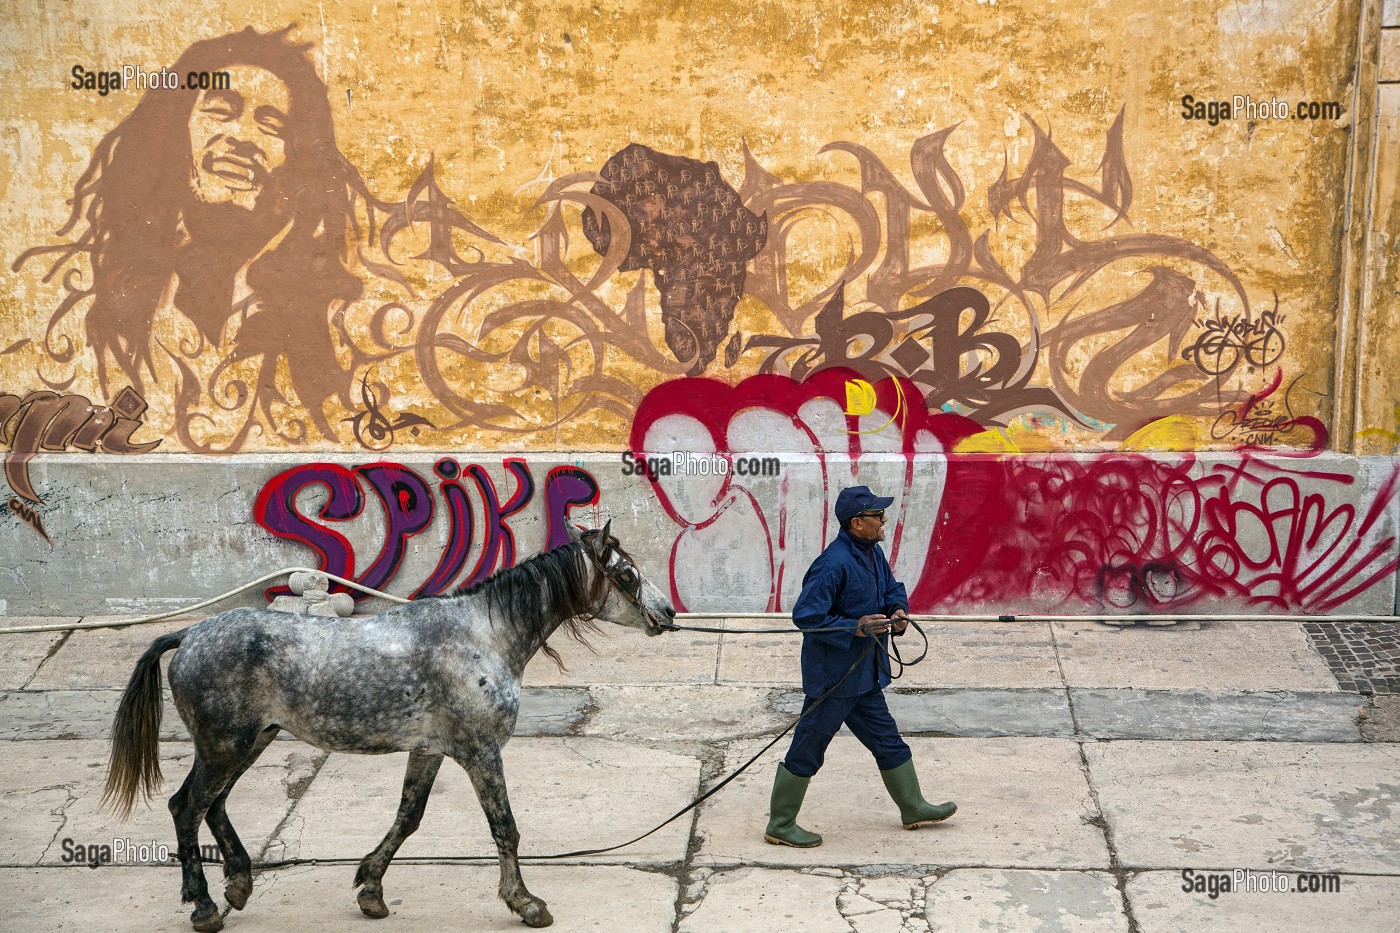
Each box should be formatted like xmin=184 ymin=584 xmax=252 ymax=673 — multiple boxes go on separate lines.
xmin=765 ymin=486 xmax=957 ymax=847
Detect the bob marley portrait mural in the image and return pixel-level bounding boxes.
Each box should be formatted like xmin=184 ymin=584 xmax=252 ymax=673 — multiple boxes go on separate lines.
xmin=4 ymin=2 xmax=1374 ymax=459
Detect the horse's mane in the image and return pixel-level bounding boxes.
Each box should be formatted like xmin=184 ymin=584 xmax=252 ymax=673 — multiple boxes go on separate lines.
xmin=439 ymin=535 xmax=622 ymax=668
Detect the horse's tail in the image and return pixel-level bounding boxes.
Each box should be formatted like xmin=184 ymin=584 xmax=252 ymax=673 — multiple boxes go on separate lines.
xmin=102 ymin=630 xmax=186 ymax=818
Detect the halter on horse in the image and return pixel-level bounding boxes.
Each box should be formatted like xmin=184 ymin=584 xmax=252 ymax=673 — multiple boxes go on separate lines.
xmin=103 ymin=522 xmax=674 ymax=932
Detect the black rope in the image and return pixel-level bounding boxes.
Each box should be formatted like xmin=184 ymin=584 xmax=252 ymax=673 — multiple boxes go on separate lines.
xmin=659 ymin=622 xmax=854 ymax=634
xmin=664 ymin=618 xmax=928 ymax=680
xmin=255 ymin=619 xmax=919 ymax=869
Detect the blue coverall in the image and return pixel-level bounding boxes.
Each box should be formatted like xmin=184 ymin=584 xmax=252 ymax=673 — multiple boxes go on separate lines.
xmin=782 ymin=527 xmax=912 ymax=777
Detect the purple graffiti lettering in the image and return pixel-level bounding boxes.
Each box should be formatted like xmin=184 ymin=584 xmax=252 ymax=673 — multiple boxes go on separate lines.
xmin=355 ymin=463 xmax=435 ymax=597
xmin=253 ymin=464 xmax=367 ymax=600
xmin=413 ymin=458 xmax=476 ymax=598
xmin=461 ymin=458 xmax=534 ymax=588
xmin=254 ymin=459 xmax=602 ymax=597
xmin=544 ymin=466 xmax=601 ymax=549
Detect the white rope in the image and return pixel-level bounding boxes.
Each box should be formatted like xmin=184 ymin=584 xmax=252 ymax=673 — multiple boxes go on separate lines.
xmin=0 ymin=567 xmax=1393 ymax=635
xmin=0 ymin=569 xmax=408 ymax=634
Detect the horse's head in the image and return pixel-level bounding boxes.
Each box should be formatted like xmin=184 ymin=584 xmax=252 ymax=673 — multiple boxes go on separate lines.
xmin=573 ymin=522 xmax=676 ymax=636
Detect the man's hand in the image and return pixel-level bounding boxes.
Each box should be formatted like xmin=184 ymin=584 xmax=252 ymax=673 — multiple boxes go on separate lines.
xmin=856 ymin=614 xmax=892 ymax=636
xmin=890 ymin=609 xmax=909 ymax=634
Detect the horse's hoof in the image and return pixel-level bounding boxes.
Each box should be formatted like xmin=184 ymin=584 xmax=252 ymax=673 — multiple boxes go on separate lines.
xmin=520 ymin=901 xmax=553 ymax=928
xmin=358 ymin=888 xmax=390 ymax=919
xmin=225 ymin=874 xmax=252 ymax=911
xmin=190 ymin=906 xmax=224 ymax=933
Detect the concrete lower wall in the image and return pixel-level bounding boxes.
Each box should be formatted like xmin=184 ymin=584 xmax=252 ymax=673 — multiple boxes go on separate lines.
xmin=3 ymin=451 xmax=1397 ymax=617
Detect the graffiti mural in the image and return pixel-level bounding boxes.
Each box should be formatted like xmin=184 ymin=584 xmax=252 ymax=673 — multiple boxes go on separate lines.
xmin=1 ymin=7 xmax=1391 ymax=617
xmin=1207 ymin=368 xmax=1327 ymax=453
xmin=582 ymin=144 xmax=768 ymax=374
xmin=14 ymin=28 xmax=503 ymax=452
xmin=631 ymin=371 xmax=1399 ymax=614
xmin=927 ymin=445 xmax=1400 ymax=613
xmin=254 ymin=458 xmax=600 ymax=600
xmin=630 ymin=368 xmax=980 ymax=611
xmin=342 ymin=372 xmax=436 ymax=451
xmin=0 ymin=386 xmax=161 ymax=541
xmin=6 ymin=23 xmax=1317 ymax=454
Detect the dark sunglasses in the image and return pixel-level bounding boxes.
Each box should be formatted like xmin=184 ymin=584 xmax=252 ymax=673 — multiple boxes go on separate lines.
xmin=854 ymin=509 xmax=886 ymax=519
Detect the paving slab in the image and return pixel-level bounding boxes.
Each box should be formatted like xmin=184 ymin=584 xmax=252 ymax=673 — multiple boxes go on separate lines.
xmin=718 ymin=622 xmax=1062 ymax=689
xmin=714 ymin=628 xmax=801 ymax=686
xmin=695 ymin=737 xmax=1108 ymax=869
xmin=0 ymin=739 xmax=320 ymax=867
xmin=1127 ymin=868 xmax=1400 ymax=933
xmin=0 ymin=866 xmax=192 ymax=932
xmin=0 ymin=863 xmax=677 ymax=933
xmin=1361 ymin=696 xmax=1400 ymax=742
xmin=583 ymin=685 xmax=789 ymax=740
xmin=1054 ymin=620 xmax=1339 ymax=691
xmin=1071 ymin=690 xmax=1367 ymax=741
xmin=773 ymin=688 xmax=1077 ymax=738
xmin=523 ymin=623 xmax=720 ymax=686
xmin=924 ymin=869 xmax=1128 ymax=932
xmin=843 ymin=873 xmax=925 ymax=929
xmin=24 ymin=618 xmax=198 ymax=690
xmin=233 ymin=864 xmax=677 ymax=932
xmin=516 ymin=687 xmax=590 ymax=735
xmin=679 ymin=867 xmax=854 ymax=933
xmin=0 ymin=630 xmax=67 ymax=691
xmin=0 ymin=689 xmax=186 ymax=740
xmin=1086 ymin=741 xmax=1400 ymax=874
xmin=274 ymin=738 xmax=698 ymax=865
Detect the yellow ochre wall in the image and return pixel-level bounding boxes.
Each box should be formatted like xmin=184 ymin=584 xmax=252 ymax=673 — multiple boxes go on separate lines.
xmin=0 ymin=0 xmax=1395 ymax=456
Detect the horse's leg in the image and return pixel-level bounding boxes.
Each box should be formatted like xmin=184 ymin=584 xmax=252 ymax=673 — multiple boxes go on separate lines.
xmin=455 ymin=744 xmax=552 ymax=928
xmin=203 ymin=725 xmax=279 ymax=912
xmin=169 ymin=740 xmax=255 ymax=933
xmin=354 ymin=749 xmax=444 ymax=919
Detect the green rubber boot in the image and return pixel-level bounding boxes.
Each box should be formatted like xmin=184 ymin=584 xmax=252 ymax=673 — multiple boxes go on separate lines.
xmin=764 ymin=763 xmax=823 ymax=847
xmin=880 ymin=760 xmax=957 ymax=829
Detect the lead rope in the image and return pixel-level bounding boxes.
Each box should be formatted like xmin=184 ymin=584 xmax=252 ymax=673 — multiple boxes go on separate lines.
xmin=258 ymin=624 xmax=917 ymax=867
xmin=18 ymin=561 xmax=918 ymax=868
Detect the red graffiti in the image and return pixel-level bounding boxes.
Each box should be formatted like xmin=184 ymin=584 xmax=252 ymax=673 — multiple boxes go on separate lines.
xmin=1209 ymin=368 xmax=1327 ymax=453
xmin=631 ymin=369 xmax=980 ymax=612
xmin=634 ymin=372 xmax=1398 ymax=613
xmin=927 ymin=453 xmax=1400 ymax=612
xmin=254 ymin=459 xmax=600 ymax=600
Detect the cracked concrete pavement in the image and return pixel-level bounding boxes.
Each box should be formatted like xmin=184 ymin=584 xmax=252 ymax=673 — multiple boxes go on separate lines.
xmin=0 ymin=613 xmax=1397 ymax=932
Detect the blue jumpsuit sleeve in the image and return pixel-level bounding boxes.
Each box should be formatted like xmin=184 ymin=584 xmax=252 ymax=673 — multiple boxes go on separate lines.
xmin=792 ymin=559 xmax=858 ymax=650
xmin=881 ymin=552 xmax=909 ymax=636
xmin=884 ymin=574 xmax=909 ymax=615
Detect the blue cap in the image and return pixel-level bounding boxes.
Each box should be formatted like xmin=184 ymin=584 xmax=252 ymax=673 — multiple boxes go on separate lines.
xmin=834 ymin=486 xmax=894 ymax=523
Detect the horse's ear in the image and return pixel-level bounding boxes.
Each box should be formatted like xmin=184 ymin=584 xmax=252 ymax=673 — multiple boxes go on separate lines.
xmin=592 ymin=520 xmax=612 ymax=557
xmin=565 ymin=523 xmax=583 ymax=544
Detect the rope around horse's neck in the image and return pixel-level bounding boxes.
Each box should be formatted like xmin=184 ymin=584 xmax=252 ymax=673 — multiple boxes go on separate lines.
xmin=256 ymin=624 xmax=924 ymax=868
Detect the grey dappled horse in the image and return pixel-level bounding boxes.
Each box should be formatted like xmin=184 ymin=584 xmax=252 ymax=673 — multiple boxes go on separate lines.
xmin=103 ymin=523 xmax=674 ymax=932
